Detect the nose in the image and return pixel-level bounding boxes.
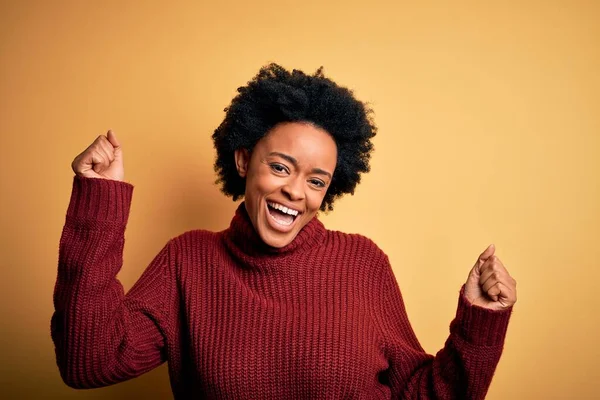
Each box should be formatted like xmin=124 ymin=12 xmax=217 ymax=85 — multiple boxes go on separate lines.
xmin=282 ymin=176 xmax=305 ymax=201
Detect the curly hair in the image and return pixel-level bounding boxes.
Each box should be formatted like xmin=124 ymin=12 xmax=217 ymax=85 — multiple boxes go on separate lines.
xmin=212 ymin=63 xmax=377 ymax=211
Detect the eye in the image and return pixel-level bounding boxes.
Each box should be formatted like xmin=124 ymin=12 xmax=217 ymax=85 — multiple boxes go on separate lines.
xmin=270 ymin=163 xmax=289 ymax=174
xmin=309 ymin=179 xmax=326 ymax=188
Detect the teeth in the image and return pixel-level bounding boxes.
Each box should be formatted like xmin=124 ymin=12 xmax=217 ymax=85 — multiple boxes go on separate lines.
xmin=268 ymin=201 xmax=299 ymax=216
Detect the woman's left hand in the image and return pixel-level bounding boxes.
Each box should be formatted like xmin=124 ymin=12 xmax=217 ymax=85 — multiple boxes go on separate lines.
xmin=464 ymin=244 xmax=517 ymax=311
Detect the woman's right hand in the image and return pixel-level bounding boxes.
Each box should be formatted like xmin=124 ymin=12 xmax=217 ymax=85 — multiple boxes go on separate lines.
xmin=71 ymin=130 xmax=124 ymax=181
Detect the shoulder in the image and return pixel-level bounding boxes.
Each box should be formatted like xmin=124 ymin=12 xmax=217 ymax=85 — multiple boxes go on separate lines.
xmin=323 ymin=229 xmax=400 ymax=310
xmin=323 ymin=228 xmax=389 ymax=264
xmin=322 ymin=228 xmax=399 ymax=288
xmin=172 ymin=228 xmax=220 ymax=240
xmin=167 ymin=228 xmax=223 ymax=254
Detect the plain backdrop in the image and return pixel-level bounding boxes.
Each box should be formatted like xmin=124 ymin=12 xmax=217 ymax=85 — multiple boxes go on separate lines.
xmin=1 ymin=0 xmax=599 ymax=398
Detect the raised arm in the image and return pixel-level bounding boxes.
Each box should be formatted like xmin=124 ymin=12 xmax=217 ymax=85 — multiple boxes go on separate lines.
xmin=374 ymin=246 xmax=516 ymax=399
xmin=51 ymin=131 xmax=178 ymax=388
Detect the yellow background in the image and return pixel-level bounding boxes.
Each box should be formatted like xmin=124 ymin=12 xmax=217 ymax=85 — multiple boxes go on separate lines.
xmin=1 ymin=0 xmax=599 ymax=398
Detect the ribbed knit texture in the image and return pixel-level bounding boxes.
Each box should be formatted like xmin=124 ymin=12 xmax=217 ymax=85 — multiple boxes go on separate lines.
xmin=52 ymin=176 xmax=513 ymax=399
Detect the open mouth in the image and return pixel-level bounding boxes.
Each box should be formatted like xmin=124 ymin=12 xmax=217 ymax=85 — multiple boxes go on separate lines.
xmin=267 ymin=201 xmax=300 ymax=227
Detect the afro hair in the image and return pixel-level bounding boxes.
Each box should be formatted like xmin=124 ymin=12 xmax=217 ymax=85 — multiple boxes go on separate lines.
xmin=212 ymin=63 xmax=377 ymax=211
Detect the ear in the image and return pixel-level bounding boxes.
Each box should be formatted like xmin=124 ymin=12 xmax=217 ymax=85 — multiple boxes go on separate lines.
xmin=234 ymin=148 xmax=250 ymax=178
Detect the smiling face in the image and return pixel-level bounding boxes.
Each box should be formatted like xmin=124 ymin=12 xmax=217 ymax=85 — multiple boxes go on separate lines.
xmin=234 ymin=121 xmax=338 ymax=248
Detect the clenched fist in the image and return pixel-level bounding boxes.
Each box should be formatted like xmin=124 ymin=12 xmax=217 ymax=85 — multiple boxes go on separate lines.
xmin=464 ymin=244 xmax=517 ymax=311
xmin=71 ymin=130 xmax=124 ymax=181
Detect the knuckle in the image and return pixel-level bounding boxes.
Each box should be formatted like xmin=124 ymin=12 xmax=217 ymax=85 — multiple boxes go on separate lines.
xmin=89 ymin=143 xmax=101 ymax=153
xmin=93 ymin=150 xmax=106 ymax=162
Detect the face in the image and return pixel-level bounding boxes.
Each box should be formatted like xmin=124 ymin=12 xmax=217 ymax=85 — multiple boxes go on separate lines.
xmin=234 ymin=121 xmax=337 ymax=248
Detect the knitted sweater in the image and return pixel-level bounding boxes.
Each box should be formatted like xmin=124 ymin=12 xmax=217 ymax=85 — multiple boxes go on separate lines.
xmin=52 ymin=176 xmax=512 ymax=399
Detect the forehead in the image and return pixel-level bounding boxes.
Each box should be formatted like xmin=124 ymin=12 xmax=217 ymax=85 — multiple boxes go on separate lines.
xmin=256 ymin=122 xmax=337 ymax=169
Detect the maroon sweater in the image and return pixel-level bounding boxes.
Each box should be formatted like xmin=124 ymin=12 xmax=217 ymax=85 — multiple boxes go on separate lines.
xmin=52 ymin=176 xmax=512 ymax=399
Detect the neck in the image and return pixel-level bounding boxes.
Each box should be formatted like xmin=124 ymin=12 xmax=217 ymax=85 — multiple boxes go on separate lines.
xmin=223 ymin=202 xmax=326 ymax=272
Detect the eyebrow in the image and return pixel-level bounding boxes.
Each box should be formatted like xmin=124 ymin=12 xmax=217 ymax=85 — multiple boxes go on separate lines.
xmin=268 ymin=151 xmax=332 ymax=179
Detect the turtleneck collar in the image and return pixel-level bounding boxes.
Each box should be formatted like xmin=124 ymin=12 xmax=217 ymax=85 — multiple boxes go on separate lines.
xmin=222 ymin=202 xmax=326 ymax=273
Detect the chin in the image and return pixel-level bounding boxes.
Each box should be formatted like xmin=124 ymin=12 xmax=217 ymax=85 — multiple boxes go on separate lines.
xmin=258 ymin=229 xmax=296 ymax=248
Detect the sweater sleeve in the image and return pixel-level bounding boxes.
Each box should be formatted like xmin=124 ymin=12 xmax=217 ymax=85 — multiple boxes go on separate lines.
xmin=375 ymin=254 xmax=512 ymax=400
xmin=51 ymin=176 xmax=177 ymax=389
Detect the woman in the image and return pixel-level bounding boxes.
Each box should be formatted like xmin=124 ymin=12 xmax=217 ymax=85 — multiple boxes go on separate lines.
xmin=52 ymin=64 xmax=517 ymax=399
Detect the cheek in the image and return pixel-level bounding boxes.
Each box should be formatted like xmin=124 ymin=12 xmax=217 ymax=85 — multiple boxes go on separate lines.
xmin=249 ymin=168 xmax=280 ymax=195
xmin=306 ymin=190 xmax=326 ymax=212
